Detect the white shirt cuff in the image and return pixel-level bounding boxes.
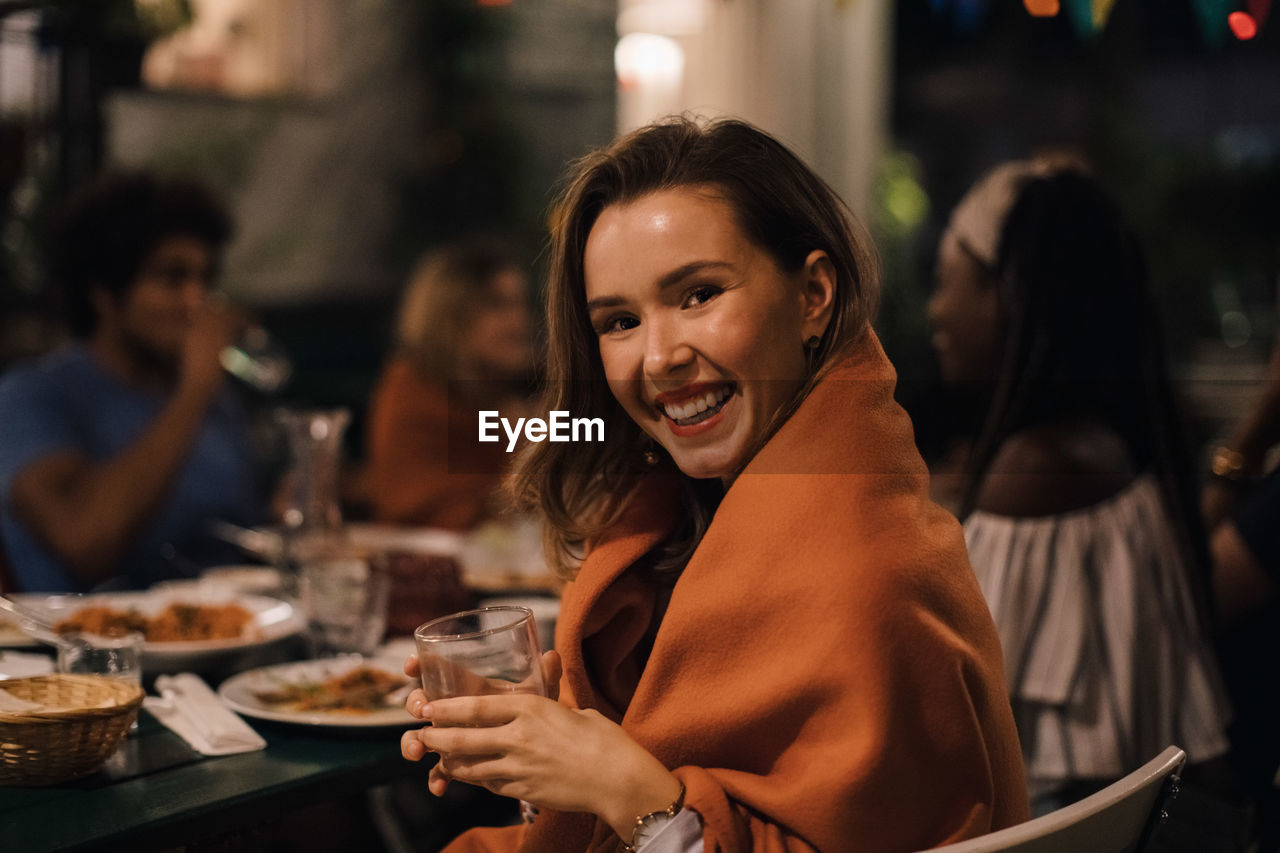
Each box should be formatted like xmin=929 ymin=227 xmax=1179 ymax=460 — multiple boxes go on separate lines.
xmin=637 ymin=806 xmax=704 ymax=853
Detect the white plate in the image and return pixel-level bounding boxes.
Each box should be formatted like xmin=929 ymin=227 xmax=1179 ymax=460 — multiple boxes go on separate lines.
xmin=218 ymin=655 xmax=417 ymax=728
xmin=248 ymin=523 xmax=559 ymax=592
xmin=13 ymin=590 xmax=305 ymax=672
xmin=0 ymin=650 xmax=54 ymax=679
xmin=200 ymin=565 xmax=285 ymax=596
xmin=461 ymin=520 xmax=560 ymax=593
xmin=344 ymin=523 xmax=466 ymax=557
xmin=152 ymin=567 xmax=286 ymax=598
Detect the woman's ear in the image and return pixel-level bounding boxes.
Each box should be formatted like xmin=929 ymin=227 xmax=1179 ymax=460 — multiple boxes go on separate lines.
xmin=798 ymin=249 xmax=837 ymax=341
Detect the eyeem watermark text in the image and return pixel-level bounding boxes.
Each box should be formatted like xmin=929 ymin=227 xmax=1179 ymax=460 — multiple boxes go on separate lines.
xmin=478 ymin=411 xmax=605 ymax=452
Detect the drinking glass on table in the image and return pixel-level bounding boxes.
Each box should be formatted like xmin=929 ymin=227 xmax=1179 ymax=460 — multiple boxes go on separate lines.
xmin=57 ymin=631 xmax=144 ymax=732
xmin=413 ymin=606 xmax=545 ymax=700
xmin=299 ymin=549 xmax=391 ymax=657
xmin=56 ymin=631 xmax=144 ymax=685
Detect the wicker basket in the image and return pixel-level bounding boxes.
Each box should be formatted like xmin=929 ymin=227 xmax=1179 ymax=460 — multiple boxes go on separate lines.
xmin=0 ymin=674 xmax=144 ymax=786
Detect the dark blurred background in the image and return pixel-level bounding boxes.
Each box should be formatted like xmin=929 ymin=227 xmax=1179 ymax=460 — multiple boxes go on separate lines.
xmin=886 ymin=0 xmax=1280 ymax=459
xmin=0 ymin=0 xmax=1277 ymax=461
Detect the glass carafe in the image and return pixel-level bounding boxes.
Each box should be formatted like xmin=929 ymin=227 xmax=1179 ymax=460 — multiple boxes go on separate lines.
xmin=276 ymin=408 xmax=350 ymax=571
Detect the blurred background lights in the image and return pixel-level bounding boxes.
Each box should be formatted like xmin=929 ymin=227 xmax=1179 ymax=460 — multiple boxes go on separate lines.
xmin=614 ymin=32 xmax=685 ymax=91
xmin=1229 ymin=11 xmax=1259 ymax=39
xmin=1023 ymin=0 xmax=1061 ymax=16
xmin=617 ymin=0 xmax=706 ymax=37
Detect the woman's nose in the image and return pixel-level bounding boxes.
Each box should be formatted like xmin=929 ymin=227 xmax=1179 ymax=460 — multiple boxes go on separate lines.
xmin=643 ymin=318 xmax=695 ymax=377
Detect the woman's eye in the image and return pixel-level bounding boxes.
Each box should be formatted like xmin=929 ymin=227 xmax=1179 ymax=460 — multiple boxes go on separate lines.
xmin=600 ymin=315 xmax=639 ymax=335
xmin=683 ymin=285 xmax=720 ymax=308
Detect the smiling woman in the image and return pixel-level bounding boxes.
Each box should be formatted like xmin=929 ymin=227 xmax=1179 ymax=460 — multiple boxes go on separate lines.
xmin=400 ymin=117 xmax=1030 ymax=853
xmin=584 ymin=189 xmax=829 ymax=480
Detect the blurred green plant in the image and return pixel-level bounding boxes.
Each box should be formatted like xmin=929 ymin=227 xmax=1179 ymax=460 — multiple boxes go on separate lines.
xmin=870 ymin=149 xmax=934 ymax=380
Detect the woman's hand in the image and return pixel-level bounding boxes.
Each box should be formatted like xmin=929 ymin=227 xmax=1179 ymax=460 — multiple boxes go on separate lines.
xmin=399 ymin=651 xmax=681 ymax=839
xmin=399 ymin=650 xmax=562 ymax=794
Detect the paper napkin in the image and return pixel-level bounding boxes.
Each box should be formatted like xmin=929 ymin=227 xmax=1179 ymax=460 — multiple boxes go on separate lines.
xmin=144 ymin=673 xmax=266 ymax=756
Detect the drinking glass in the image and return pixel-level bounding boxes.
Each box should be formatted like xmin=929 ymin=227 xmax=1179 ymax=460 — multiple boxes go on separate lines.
xmin=56 ymin=631 xmax=144 ymax=685
xmin=221 ymin=325 xmax=292 ymax=393
xmin=57 ymin=631 xmax=144 ymax=733
xmin=413 ymin=606 xmax=545 ymax=700
xmin=299 ymin=550 xmax=391 ymax=657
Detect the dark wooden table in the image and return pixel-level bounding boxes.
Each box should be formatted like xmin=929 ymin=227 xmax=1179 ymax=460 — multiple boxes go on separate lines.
xmin=0 ymin=708 xmax=426 ymax=852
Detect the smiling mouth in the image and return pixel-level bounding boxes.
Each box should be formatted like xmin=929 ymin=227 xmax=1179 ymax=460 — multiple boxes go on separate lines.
xmin=658 ymin=383 xmax=734 ymax=426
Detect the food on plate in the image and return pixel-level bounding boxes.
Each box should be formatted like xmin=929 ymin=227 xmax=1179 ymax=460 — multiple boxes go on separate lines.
xmin=55 ymin=602 xmax=254 ymax=642
xmin=251 ymin=666 xmax=408 ymax=713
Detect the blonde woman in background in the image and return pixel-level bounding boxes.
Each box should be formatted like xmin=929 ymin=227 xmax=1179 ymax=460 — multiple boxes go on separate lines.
xmin=363 ymin=238 xmax=535 ymax=530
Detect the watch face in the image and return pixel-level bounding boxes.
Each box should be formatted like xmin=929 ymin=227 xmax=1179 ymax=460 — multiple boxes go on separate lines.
xmin=633 ymin=812 xmax=676 ymax=846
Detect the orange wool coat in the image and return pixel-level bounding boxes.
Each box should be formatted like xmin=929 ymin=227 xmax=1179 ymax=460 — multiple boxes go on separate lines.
xmin=364 ymin=357 xmax=509 ymax=531
xmin=446 ymin=330 xmax=1029 ymax=852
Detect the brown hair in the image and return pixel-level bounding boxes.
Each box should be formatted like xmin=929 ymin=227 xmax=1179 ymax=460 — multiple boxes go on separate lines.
xmin=511 ymin=116 xmax=879 ymax=579
xmin=395 ymin=237 xmax=521 ymax=384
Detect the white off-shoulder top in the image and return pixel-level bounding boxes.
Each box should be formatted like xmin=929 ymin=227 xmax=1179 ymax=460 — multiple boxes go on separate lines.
xmin=964 ymin=474 xmax=1229 ymax=792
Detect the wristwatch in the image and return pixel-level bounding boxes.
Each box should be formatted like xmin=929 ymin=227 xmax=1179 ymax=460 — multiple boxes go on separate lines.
xmin=623 ymin=783 xmax=686 ymax=852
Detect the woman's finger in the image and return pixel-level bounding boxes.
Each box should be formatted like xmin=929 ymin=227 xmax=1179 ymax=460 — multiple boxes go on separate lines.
xmin=423 ymin=692 xmax=542 ymax=727
xmin=435 ymin=750 xmax=508 ymax=779
xmin=541 ymin=650 xmax=562 ymax=701
xmin=405 ymin=688 xmax=428 ymax=718
xmin=416 ymin=722 xmax=510 ymax=757
xmin=404 ymin=654 xmax=421 ymax=678
xmin=401 ymin=728 xmax=427 ymax=761
xmin=427 ymin=762 xmax=451 ymax=797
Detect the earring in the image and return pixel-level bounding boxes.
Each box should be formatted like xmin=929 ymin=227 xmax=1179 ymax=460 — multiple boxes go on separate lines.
xmin=804 ymin=335 xmax=822 ymax=372
xmin=642 ymin=437 xmax=660 ymax=466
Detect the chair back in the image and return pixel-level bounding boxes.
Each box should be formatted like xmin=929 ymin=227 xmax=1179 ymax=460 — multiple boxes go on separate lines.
xmin=929 ymin=746 xmax=1186 ymax=853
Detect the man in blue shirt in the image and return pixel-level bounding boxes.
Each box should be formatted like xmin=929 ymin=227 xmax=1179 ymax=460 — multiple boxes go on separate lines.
xmin=0 ymin=172 xmax=264 ymax=592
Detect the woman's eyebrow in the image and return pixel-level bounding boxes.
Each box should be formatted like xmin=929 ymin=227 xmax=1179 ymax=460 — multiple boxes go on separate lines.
xmin=586 ymin=260 xmax=733 ymax=314
xmin=585 ymin=295 xmax=625 ymax=313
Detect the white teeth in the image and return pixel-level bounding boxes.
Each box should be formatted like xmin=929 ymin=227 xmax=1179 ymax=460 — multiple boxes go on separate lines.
xmin=661 ymin=385 xmax=732 ymax=421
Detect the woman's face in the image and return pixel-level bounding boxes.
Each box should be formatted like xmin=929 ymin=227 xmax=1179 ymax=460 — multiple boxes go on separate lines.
xmin=583 ymin=188 xmax=831 ymax=481
xmin=463 ymin=268 xmax=532 ymax=379
xmin=927 ymin=229 xmax=1004 ymax=385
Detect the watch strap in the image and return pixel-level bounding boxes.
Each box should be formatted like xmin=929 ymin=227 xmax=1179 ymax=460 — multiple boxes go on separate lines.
xmin=622 ymin=782 xmax=686 ymax=852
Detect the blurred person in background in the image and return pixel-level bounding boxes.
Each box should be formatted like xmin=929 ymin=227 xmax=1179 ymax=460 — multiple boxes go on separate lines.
xmin=1200 ymin=338 xmax=1280 ymax=848
xmin=362 ymin=237 xmax=536 ymax=531
xmin=927 ymin=160 xmax=1240 ymax=840
xmin=400 ymin=117 xmax=1028 ymax=852
xmin=0 ymin=171 xmax=266 ymax=593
